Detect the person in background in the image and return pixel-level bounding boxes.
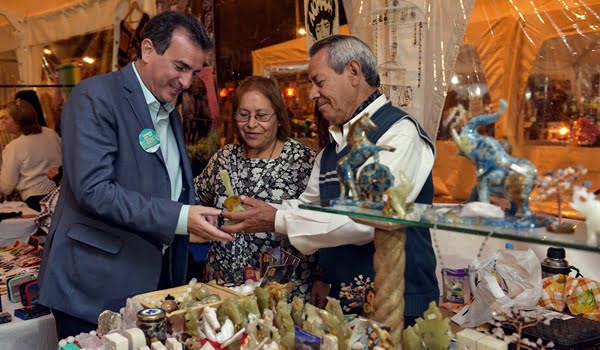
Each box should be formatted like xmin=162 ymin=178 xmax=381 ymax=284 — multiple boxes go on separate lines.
xmin=0 ymin=100 xmax=61 ymax=211
xmin=195 ymin=76 xmax=317 ymax=299
xmin=35 ymin=166 xmax=63 ymax=235
xmin=222 ymin=35 xmax=439 ymax=325
xmin=15 ymin=90 xmax=47 ymax=127
xmin=0 ymin=105 xmax=16 ymax=167
xmin=38 ymin=11 xmax=231 ymax=339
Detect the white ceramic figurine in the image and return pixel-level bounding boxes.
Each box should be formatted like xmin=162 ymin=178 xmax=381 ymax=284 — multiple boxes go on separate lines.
xmin=571 ymin=186 xmax=600 ymax=246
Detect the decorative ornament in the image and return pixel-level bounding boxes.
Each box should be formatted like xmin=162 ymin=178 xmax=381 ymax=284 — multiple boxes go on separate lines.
xmin=413 ymin=22 xmax=417 ymax=46
xmin=485 ymin=306 xmax=560 ymax=349
xmin=402 ymin=301 xmax=452 ymax=350
xmin=571 ymin=185 xmax=600 ymax=246
xmin=574 ymin=116 xmax=600 ymax=145
xmin=535 ymin=165 xmax=588 ymax=233
xmin=451 ymin=99 xmax=537 ymax=219
xmin=418 ymin=21 xmax=423 ymax=88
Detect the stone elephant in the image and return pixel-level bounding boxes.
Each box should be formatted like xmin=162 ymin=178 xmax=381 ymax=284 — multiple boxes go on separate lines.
xmin=451 ymin=99 xmax=537 ymax=217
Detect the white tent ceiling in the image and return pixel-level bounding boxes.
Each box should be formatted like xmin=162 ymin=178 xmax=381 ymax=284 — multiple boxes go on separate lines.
xmin=0 ymin=0 xmax=155 ymax=51
xmin=0 ymin=0 xmax=81 ymax=26
xmin=0 ymin=0 xmax=155 ymax=84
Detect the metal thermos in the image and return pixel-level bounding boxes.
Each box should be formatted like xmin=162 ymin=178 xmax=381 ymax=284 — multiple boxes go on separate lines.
xmin=541 ymin=247 xmax=581 ymax=278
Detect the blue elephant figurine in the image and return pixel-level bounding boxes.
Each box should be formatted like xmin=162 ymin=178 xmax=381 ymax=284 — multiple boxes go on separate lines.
xmin=451 ymin=99 xmax=537 ymax=217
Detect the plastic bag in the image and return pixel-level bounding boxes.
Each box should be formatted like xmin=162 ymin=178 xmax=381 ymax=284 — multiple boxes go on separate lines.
xmin=452 ymin=248 xmax=542 ymax=327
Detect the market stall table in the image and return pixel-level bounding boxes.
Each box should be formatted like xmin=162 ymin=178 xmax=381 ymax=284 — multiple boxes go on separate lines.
xmin=299 ymin=201 xmax=600 ymax=346
xmin=0 ymin=294 xmax=57 ymax=350
xmin=0 ymin=206 xmax=38 ymax=246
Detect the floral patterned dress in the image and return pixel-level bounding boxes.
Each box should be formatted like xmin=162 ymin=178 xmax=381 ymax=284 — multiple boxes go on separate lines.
xmin=194 ymin=138 xmax=317 ymax=299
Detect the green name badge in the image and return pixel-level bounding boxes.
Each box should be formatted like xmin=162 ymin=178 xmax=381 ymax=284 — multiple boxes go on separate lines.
xmin=138 ymin=128 xmax=160 ymax=153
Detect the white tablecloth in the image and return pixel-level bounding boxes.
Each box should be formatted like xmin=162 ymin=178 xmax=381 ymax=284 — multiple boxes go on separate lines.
xmin=0 ymin=206 xmax=38 ymax=246
xmin=0 ymin=295 xmax=58 ymax=350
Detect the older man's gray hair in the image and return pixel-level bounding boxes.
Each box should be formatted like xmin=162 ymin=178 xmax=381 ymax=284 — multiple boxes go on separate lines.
xmin=309 ymin=34 xmax=380 ymax=87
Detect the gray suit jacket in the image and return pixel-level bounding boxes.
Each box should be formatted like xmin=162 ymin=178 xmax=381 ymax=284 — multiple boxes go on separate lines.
xmin=38 ymin=63 xmax=194 ymax=323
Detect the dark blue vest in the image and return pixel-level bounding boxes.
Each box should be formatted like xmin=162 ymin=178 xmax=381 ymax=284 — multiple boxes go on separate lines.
xmin=318 ymin=102 xmax=439 ymax=316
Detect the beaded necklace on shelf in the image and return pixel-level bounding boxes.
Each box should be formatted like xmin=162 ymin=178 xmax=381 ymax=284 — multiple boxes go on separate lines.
xmin=431 ymin=226 xmax=493 ymax=270
xmin=417 ymin=20 xmax=423 ymax=88
xmin=391 ymin=5 xmax=398 ymax=61
xmin=373 ymin=2 xmax=423 ymax=84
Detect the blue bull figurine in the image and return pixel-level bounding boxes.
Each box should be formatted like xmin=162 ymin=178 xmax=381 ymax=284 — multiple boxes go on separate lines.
xmin=451 ymin=99 xmax=537 ymax=217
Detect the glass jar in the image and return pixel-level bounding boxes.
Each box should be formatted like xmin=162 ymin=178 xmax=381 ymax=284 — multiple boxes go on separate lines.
xmin=136 ymin=308 xmax=167 ymax=345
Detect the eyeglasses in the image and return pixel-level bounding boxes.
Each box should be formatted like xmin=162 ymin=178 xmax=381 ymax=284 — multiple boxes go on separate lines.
xmin=234 ymin=111 xmax=276 ymax=123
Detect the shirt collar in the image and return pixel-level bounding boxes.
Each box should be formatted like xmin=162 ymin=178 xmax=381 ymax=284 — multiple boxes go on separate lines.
xmin=132 ymin=62 xmax=175 ymax=115
xmin=350 ymin=90 xmax=382 ymax=120
xmin=329 ymin=92 xmax=388 ymax=147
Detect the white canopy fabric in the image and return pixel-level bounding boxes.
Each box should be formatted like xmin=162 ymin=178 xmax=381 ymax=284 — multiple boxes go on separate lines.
xmin=0 ymin=0 xmax=156 ymax=84
xmin=346 ymin=0 xmax=476 ymax=141
xmin=252 ymin=25 xmax=350 ymax=76
xmin=464 ymin=0 xmax=600 ymax=145
xmin=251 ymin=0 xmax=600 ymax=144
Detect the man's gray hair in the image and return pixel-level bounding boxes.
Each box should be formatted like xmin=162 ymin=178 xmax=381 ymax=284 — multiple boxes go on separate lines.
xmin=309 ymin=34 xmax=380 ymax=87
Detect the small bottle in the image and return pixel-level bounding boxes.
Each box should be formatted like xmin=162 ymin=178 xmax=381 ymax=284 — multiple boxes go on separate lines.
xmin=136 ymin=308 xmax=167 ymax=345
xmin=541 ymin=247 xmax=571 ymax=278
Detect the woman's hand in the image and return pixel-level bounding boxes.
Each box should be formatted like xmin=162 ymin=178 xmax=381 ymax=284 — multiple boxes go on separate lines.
xmin=221 ymin=196 xmax=277 ymax=233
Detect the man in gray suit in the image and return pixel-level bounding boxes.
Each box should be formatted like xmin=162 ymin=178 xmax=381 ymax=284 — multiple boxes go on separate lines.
xmin=38 ymin=11 xmax=232 ymax=339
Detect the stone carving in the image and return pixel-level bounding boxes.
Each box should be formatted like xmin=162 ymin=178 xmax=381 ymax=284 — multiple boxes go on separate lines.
xmin=382 ymin=171 xmax=413 ymax=217
xmin=337 ymin=113 xmax=395 ymax=202
xmin=451 ymin=99 xmax=537 ymax=217
xmin=571 ymin=186 xmax=600 ymax=246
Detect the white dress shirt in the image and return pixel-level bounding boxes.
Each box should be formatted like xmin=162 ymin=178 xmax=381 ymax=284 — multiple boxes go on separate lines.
xmin=132 ymin=63 xmax=189 ymax=235
xmin=274 ymin=95 xmax=435 ymax=255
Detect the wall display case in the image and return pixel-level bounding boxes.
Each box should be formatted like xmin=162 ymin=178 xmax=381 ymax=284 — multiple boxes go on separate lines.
xmin=522 ymin=33 xmax=600 ymax=147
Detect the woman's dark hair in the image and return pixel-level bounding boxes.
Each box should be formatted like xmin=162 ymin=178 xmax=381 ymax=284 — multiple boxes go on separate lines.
xmin=5 ymin=99 xmax=42 ymax=135
xmin=233 ymin=76 xmax=292 ymax=142
xmin=14 ymin=90 xmax=46 ymax=127
xmin=137 ymin=11 xmax=214 ymax=58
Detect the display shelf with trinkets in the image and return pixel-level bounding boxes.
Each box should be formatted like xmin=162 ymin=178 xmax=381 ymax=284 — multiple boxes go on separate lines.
xmin=299 ymin=200 xmax=600 ymax=346
xmin=299 ymin=201 xmax=600 ymax=253
xmin=62 ymin=281 xmax=402 ymax=350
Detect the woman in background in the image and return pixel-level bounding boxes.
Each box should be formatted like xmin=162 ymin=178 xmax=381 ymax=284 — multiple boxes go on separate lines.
xmin=195 ymin=76 xmax=317 ymax=299
xmin=15 ymin=90 xmax=47 ymax=127
xmin=0 ymin=100 xmax=61 ymax=211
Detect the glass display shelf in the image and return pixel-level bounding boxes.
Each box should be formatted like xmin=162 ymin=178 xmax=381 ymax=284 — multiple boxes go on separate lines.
xmin=298 ymin=201 xmax=600 ymax=253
